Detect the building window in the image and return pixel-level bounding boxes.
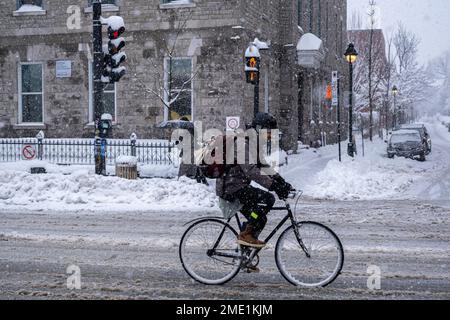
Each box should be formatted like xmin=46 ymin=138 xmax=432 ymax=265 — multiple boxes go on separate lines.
xmin=317 ymin=0 xmax=321 ymax=37
xmin=14 ymin=0 xmax=46 ymax=15
xmin=85 ymin=0 xmax=119 ymax=13
xmin=88 ymin=0 xmax=116 ymax=5
xmin=17 ymin=0 xmax=43 ymax=9
xmin=19 ymin=63 xmax=43 ymax=124
xmin=88 ymin=63 xmax=117 ymax=123
xmin=160 ymin=0 xmax=195 ymax=9
xmin=165 ymin=58 xmax=193 ymax=121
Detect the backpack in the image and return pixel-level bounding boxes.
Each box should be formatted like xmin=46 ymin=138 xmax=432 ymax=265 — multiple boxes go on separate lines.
xmin=195 ymin=135 xmax=236 ymax=179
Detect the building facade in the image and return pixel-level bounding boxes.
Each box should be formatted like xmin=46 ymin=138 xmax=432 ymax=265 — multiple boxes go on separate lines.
xmin=0 ymin=0 xmax=348 ymax=151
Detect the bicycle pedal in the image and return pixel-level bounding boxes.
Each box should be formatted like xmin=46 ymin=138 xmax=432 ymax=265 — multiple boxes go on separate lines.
xmin=245 ymin=266 xmax=260 ymax=274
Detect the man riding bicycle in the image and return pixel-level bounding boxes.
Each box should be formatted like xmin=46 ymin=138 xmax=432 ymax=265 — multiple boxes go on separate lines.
xmin=216 ymin=113 xmax=293 ymax=248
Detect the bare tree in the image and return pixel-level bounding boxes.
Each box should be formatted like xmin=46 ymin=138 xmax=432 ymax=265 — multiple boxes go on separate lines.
xmin=129 ymin=10 xmax=198 ymax=119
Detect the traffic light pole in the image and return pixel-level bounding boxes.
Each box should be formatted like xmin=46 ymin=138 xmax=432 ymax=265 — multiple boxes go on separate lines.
xmin=93 ymin=0 xmax=104 ymax=175
xmin=254 ymin=77 xmax=260 ymax=116
xmin=337 ymin=78 xmax=342 ymax=162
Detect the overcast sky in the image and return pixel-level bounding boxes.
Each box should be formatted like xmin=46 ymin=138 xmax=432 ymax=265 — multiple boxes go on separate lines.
xmin=348 ymin=0 xmax=450 ymax=66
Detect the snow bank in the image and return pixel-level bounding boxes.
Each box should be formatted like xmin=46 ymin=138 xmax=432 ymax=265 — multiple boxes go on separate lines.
xmin=283 ymin=133 xmax=437 ymax=201
xmin=0 ymin=170 xmax=216 ymax=212
xmin=303 ymin=157 xmax=423 ymax=200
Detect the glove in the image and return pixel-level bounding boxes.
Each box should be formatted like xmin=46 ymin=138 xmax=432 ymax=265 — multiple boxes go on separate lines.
xmin=270 ymin=178 xmax=293 ymax=200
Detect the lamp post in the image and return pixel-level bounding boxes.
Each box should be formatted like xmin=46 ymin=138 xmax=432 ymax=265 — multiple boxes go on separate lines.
xmin=344 ymin=43 xmax=358 ymax=157
xmin=392 ymin=85 xmax=398 ymax=129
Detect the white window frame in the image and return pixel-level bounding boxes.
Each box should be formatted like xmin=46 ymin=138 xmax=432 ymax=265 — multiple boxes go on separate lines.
xmin=163 ymin=57 xmax=194 ymax=122
xmin=88 ymin=62 xmax=117 ymax=124
xmin=84 ymin=0 xmax=119 ymax=13
xmin=18 ymin=62 xmax=44 ymax=125
xmin=159 ymin=0 xmax=195 ymax=10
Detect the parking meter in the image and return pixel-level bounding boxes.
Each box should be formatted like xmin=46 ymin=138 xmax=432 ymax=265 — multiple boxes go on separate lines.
xmin=98 ymin=113 xmax=113 ymax=139
xmin=95 ymin=113 xmax=113 ymax=175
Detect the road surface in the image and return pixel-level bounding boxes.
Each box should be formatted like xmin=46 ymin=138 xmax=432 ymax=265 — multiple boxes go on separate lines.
xmin=1 ymin=199 xmax=449 ymax=300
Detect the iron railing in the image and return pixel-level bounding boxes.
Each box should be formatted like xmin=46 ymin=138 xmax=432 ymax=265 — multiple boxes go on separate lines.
xmin=0 ymin=137 xmax=177 ymax=166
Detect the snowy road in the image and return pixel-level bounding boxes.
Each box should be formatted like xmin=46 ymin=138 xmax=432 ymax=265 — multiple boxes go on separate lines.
xmin=1 ymin=199 xmax=449 ymax=300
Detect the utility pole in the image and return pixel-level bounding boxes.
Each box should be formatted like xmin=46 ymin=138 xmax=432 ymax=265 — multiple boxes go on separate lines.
xmin=93 ymin=0 xmax=104 ymax=175
xmin=254 ymin=74 xmax=260 ymax=116
xmin=337 ymin=78 xmax=342 ymax=162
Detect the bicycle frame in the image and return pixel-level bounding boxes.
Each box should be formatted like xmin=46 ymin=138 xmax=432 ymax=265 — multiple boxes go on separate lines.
xmin=209 ymin=196 xmax=311 ymax=262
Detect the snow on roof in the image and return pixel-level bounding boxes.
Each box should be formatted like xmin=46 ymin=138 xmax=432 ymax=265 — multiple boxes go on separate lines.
xmin=253 ymin=38 xmax=269 ymax=50
xmin=297 ymin=33 xmax=323 ymax=51
xmin=101 ymin=113 xmax=113 ymax=121
xmin=245 ymin=44 xmax=260 ymax=58
xmin=101 ymin=16 xmax=125 ymax=30
xmin=392 ymin=129 xmax=421 ymax=135
xmin=401 ymin=124 xmax=425 ymax=129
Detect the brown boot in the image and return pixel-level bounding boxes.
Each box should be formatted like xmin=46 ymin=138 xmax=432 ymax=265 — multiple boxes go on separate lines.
xmin=237 ymin=225 xmax=266 ymax=248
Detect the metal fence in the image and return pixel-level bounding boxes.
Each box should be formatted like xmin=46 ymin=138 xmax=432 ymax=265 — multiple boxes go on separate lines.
xmin=0 ymin=137 xmax=178 ymax=166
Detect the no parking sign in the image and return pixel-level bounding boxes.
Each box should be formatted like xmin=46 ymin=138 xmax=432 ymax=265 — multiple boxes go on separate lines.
xmin=22 ymin=144 xmax=37 ymax=160
xmin=226 ymin=117 xmax=240 ymax=131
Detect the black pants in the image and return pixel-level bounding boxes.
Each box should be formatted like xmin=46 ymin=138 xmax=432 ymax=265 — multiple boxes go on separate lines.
xmin=234 ymin=186 xmax=276 ymax=235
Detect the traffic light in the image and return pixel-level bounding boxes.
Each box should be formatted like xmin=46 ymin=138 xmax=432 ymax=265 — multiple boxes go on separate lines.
xmin=245 ymin=45 xmax=260 ymax=85
xmin=101 ymin=16 xmax=126 ymax=83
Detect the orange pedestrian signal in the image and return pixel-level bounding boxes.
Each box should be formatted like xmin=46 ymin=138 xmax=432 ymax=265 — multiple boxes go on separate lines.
xmin=245 ymin=56 xmax=260 ymax=85
xmin=326 ymin=84 xmax=332 ymax=101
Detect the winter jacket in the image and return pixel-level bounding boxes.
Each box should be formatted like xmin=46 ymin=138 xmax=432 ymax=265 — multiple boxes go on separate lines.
xmin=216 ymin=163 xmax=278 ymax=201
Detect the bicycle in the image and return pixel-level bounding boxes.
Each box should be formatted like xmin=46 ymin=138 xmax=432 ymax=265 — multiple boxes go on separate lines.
xmin=179 ymin=191 xmax=344 ymax=287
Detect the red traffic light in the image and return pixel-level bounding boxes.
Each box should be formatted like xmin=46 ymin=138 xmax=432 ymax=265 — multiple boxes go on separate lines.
xmin=108 ymin=26 xmax=125 ymax=39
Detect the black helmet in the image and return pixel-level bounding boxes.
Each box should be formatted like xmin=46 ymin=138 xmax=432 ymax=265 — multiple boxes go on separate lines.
xmin=251 ymin=113 xmax=278 ymax=130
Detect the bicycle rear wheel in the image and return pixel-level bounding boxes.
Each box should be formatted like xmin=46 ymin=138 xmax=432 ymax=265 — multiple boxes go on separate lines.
xmin=275 ymin=221 xmax=344 ymax=287
xmin=179 ymin=219 xmax=242 ymax=285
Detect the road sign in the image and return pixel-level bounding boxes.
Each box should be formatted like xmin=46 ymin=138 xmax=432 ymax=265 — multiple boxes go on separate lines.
xmin=226 ymin=117 xmax=240 ymax=131
xmin=331 ymin=71 xmax=338 ymax=107
xmin=22 ymin=145 xmax=36 ymax=160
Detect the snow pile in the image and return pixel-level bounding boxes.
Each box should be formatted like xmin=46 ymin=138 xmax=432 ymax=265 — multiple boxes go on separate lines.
xmin=15 ymin=4 xmax=44 ymax=12
xmin=138 ymin=164 xmax=178 ymax=179
xmin=116 ymin=155 xmax=137 ymax=166
xmin=297 ymin=33 xmax=323 ymax=51
xmin=283 ymin=133 xmax=439 ymax=201
xmin=0 ymin=170 xmax=216 ymax=212
xmin=303 ymin=157 xmax=423 ymax=200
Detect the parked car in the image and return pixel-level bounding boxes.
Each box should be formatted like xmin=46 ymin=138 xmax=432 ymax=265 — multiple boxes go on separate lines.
xmin=387 ymin=130 xmax=427 ymax=161
xmin=400 ymin=124 xmax=432 ymax=154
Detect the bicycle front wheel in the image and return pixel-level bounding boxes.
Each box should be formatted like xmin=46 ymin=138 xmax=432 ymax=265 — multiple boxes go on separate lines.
xmin=275 ymin=221 xmax=344 ymax=288
xmin=179 ymin=219 xmax=242 ymax=285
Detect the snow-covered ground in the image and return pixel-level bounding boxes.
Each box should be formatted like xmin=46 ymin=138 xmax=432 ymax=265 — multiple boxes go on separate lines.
xmin=1 ymin=119 xmax=449 ymax=212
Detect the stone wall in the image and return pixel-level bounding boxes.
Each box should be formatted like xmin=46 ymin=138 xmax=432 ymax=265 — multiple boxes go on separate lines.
xmin=0 ymin=0 xmax=349 ymax=151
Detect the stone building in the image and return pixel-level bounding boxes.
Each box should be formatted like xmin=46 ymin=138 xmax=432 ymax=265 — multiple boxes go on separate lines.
xmin=0 ymin=0 xmax=348 ymax=151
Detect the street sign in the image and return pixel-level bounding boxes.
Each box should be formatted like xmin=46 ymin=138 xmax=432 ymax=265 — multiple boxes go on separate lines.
xmin=22 ymin=144 xmax=36 ymax=160
xmin=226 ymin=117 xmax=240 ymax=131
xmin=56 ymin=60 xmax=72 ymax=78
xmin=331 ymin=71 xmax=338 ymax=107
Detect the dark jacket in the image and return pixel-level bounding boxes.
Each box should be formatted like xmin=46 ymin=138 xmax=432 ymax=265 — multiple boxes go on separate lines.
xmin=216 ymin=164 xmax=277 ymax=200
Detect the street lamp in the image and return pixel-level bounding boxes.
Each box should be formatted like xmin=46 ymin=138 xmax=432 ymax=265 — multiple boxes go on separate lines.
xmin=392 ymin=85 xmax=398 ymax=129
xmin=344 ymin=43 xmax=358 ymax=157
